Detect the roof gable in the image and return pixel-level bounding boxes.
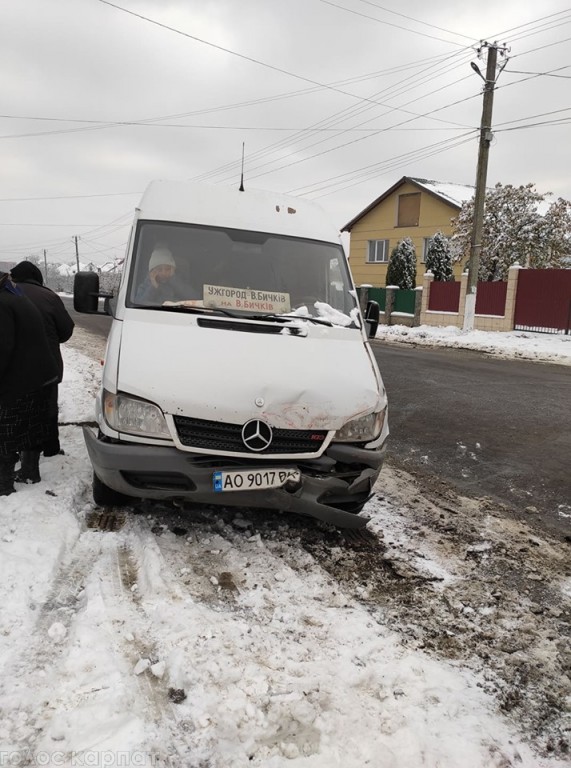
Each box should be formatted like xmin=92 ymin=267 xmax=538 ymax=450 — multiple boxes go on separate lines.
xmin=342 ymin=176 xmax=475 ymax=231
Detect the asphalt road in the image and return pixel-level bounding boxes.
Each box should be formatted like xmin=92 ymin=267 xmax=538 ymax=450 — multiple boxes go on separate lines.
xmin=63 ymin=297 xmax=570 ymax=540
xmin=372 ymin=340 xmax=571 ymax=540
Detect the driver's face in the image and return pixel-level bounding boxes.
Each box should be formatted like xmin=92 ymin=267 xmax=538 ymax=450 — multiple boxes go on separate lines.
xmin=152 ymin=264 xmax=175 ymax=283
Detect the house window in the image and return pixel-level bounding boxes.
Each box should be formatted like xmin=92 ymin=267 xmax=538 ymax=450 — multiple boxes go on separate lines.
xmin=422 ymin=237 xmax=433 ymax=264
xmin=367 ymin=239 xmax=390 ymax=263
xmin=397 ymin=193 xmax=420 ymax=227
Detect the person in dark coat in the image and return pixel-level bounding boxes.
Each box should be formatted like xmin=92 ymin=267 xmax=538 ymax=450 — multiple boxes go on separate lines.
xmin=0 ymin=272 xmax=59 ymax=495
xmin=10 ymin=260 xmax=74 ymax=461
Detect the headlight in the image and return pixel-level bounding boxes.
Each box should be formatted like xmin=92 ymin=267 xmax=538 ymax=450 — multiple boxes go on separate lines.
xmin=334 ymin=409 xmax=386 ymax=443
xmin=103 ymin=390 xmax=170 ymax=439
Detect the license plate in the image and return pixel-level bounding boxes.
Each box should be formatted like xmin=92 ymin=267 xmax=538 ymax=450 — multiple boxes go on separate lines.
xmin=213 ymin=468 xmax=300 ymax=492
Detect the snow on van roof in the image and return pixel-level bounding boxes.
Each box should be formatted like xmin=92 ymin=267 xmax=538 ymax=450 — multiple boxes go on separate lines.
xmin=138 ymin=180 xmax=341 ymax=243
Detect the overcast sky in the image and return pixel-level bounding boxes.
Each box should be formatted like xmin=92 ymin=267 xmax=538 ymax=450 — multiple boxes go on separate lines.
xmin=1 ymin=0 xmax=570 ymax=267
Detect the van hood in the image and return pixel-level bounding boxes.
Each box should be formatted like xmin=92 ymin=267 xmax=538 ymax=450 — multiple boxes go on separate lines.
xmin=115 ymin=312 xmax=383 ymax=430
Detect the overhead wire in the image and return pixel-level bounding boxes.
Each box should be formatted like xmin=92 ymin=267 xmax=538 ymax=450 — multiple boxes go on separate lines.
xmin=0 ymin=50 xmax=476 ymax=128
xmin=352 ymin=0 xmax=476 ymax=41
xmin=229 ymin=83 xmax=479 ymax=185
xmin=3 ymin=2 xmax=570 ymax=262
xmin=318 ymin=0 xmax=469 ymax=46
xmin=292 ymin=132 xmax=478 ymax=198
xmin=194 ymin=49 xmax=476 ymax=184
xmin=199 ymin=7 xmax=571 ymax=187
xmin=287 ymin=64 xmax=567 ymax=199
xmin=274 ymin=13 xmax=571 ymax=198
xmin=96 ymin=0 xmax=480 ymax=189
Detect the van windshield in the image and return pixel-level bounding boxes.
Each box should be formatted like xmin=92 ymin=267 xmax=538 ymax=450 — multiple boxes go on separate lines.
xmin=127 ymin=221 xmax=359 ymax=327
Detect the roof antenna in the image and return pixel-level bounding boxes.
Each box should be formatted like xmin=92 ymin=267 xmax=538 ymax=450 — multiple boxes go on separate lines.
xmin=239 ymin=142 xmax=245 ymax=191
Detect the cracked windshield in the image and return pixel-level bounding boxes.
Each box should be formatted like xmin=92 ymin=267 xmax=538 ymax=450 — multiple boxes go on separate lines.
xmin=128 ymin=222 xmax=357 ymax=325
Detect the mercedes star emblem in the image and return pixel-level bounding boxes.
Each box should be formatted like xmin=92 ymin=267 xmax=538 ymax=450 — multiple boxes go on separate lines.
xmin=242 ymin=419 xmax=273 ymax=452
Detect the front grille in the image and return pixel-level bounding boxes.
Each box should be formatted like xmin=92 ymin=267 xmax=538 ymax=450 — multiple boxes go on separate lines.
xmin=174 ymin=415 xmax=328 ymax=455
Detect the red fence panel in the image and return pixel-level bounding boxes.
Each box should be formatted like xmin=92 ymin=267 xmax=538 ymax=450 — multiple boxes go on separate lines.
xmin=514 ymin=269 xmax=571 ymax=333
xmin=428 ymin=281 xmax=460 ymax=312
xmin=475 ymin=281 xmax=507 ymax=316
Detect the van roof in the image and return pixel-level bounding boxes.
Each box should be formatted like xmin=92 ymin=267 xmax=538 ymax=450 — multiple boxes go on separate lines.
xmin=137 ymin=180 xmax=341 ymax=244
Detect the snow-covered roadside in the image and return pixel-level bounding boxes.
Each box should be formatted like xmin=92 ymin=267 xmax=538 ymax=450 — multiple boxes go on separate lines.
xmin=374 ymin=324 xmax=571 ymax=365
xmin=0 ymin=333 xmax=569 ymax=767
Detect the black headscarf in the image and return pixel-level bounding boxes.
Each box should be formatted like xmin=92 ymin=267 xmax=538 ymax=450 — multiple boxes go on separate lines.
xmin=10 ymin=261 xmax=44 ymax=285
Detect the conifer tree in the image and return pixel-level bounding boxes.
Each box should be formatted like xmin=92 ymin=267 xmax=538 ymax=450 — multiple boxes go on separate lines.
xmin=425 ymin=231 xmax=453 ymax=281
xmin=386 ymin=237 xmax=417 ymax=289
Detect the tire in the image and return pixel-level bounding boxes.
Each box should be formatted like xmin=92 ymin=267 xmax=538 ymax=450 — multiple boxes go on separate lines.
xmin=92 ymin=472 xmax=129 ymax=507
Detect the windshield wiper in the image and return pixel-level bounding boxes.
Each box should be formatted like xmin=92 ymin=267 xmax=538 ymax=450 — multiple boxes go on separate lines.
xmin=250 ymin=312 xmax=334 ymax=327
xmin=134 ymin=304 xmax=242 ymax=318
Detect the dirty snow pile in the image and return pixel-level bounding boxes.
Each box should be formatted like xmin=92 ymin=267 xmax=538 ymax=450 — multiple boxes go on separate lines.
xmin=0 ymin=335 xmax=569 ymax=768
xmin=375 ymin=324 xmax=571 ymax=365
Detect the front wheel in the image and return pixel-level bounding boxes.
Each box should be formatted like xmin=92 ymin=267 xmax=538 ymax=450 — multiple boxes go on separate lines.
xmin=92 ymin=472 xmax=129 ymax=507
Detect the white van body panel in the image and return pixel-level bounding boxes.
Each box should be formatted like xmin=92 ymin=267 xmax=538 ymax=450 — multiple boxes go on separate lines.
xmin=138 ymin=181 xmax=341 ymax=240
xmin=114 ymin=310 xmax=381 ymax=432
xmin=82 ymin=180 xmax=388 ymax=529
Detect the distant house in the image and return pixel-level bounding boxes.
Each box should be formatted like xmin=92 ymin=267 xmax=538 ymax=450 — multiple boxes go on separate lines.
xmin=342 ymin=176 xmax=474 ymax=286
xmin=0 ymin=260 xmax=17 ymax=274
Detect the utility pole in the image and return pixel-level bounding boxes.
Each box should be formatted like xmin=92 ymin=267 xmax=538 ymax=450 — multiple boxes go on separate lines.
xmin=74 ymin=235 xmax=80 ymax=273
xmin=463 ymin=41 xmax=508 ymax=331
xmin=43 ymin=249 xmax=48 ymax=286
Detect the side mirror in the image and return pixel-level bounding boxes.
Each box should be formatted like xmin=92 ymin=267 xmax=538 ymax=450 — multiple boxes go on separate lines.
xmin=74 ymin=271 xmax=114 ymax=315
xmin=364 ymin=300 xmax=380 ymax=339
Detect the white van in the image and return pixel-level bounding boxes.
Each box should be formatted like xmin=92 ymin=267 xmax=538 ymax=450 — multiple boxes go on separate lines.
xmin=74 ymin=180 xmax=388 ymax=529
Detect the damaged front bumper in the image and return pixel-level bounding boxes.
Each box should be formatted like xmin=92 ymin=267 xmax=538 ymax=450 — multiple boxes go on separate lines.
xmin=83 ymin=427 xmax=387 ymax=529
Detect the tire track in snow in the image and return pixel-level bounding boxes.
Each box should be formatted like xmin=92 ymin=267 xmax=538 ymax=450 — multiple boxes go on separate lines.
xmin=128 ymin=492 xmax=571 ymax=760
xmin=0 ymin=527 xmax=103 ymax=753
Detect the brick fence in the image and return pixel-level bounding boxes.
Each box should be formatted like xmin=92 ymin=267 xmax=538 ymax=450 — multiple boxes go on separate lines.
xmin=359 ymin=266 xmax=571 ymax=333
xmin=419 ymin=265 xmax=521 ymax=331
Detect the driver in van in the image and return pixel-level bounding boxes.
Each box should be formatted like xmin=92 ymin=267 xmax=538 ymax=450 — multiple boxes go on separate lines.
xmin=135 ymin=245 xmax=179 ymax=304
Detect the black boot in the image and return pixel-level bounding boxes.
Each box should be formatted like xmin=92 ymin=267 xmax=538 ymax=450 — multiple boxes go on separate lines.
xmin=15 ymin=450 xmax=41 ymax=484
xmin=0 ymin=455 xmax=16 ymax=496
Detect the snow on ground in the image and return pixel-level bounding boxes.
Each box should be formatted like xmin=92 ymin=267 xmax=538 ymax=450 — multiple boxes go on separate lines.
xmin=0 ymin=328 xmax=569 ymax=767
xmin=375 ymin=324 xmax=571 ymax=365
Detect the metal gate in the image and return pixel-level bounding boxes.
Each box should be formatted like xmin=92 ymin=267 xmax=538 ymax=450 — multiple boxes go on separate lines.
xmin=514 ymin=269 xmax=571 ymax=334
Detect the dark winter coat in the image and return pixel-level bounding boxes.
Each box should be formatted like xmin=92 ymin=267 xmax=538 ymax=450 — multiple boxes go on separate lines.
xmin=0 ymin=275 xmax=59 ymax=404
xmin=10 ymin=276 xmax=74 ymax=383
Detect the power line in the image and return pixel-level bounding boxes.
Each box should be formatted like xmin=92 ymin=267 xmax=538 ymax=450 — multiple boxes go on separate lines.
xmin=318 ymin=0 xmax=470 ymax=46
xmin=492 ymin=8 xmax=571 ymax=40
xmin=0 ymin=222 xmax=109 ymax=227
xmin=495 ymin=106 xmax=571 ymax=127
xmin=194 ymin=10 xmax=571 ymax=187
xmin=503 ymin=66 xmax=571 ymax=78
xmin=495 ymin=118 xmax=571 ymax=132
xmin=240 ymin=89 xmax=480 ymax=184
xmin=352 ymin=0 xmax=476 ymax=41
xmin=264 ymin=58 xmax=570 ymax=196
xmin=504 ymin=14 xmax=571 ymax=45
xmin=0 ymin=51 xmax=469 ymax=127
xmin=508 ymin=35 xmax=571 ymax=58
xmin=98 ymin=0 xmax=465 ymax=118
xmin=0 ymin=123 xmax=474 ymax=136
xmin=195 ymin=49 xmax=475 ymax=183
xmin=0 ymin=191 xmax=138 ymax=202
xmin=311 ymin=134 xmax=477 ymax=199
xmin=291 ymin=132 xmax=477 ymax=197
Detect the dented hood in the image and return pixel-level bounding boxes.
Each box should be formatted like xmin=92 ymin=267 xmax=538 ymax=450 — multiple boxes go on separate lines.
xmin=115 ymin=310 xmax=383 ymax=430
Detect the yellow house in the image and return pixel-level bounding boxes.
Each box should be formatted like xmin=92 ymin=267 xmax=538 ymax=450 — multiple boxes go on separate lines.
xmin=342 ymin=176 xmax=474 ymax=286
